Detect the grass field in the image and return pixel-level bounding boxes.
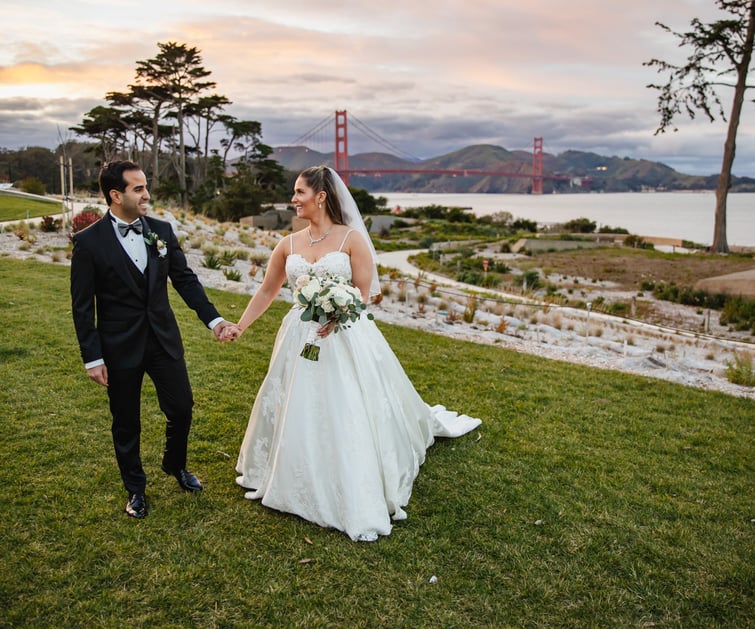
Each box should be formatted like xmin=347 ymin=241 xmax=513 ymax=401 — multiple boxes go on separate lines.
xmin=0 ymin=192 xmax=62 ymax=222
xmin=1 ymin=257 xmax=752 ymax=627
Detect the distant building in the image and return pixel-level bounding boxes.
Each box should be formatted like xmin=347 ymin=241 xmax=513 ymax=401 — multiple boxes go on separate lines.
xmin=240 ymin=206 xmax=295 ymax=230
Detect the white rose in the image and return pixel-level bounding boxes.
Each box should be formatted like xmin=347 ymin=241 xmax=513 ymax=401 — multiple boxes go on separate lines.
xmin=332 ymin=287 xmax=352 ymax=307
xmin=300 ymin=279 xmax=321 ymax=302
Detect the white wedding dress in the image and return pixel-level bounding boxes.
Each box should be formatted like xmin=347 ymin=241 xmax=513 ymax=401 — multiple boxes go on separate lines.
xmin=235 ymin=236 xmax=481 ymax=541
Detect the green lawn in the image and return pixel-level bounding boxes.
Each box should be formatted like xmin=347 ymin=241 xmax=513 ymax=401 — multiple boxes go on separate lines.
xmin=1 ymin=257 xmax=752 ymax=627
xmin=0 ymin=192 xmax=62 ymax=222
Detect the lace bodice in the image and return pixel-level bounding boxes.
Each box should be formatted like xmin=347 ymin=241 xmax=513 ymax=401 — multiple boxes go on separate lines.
xmin=285 ymin=251 xmax=353 ymax=288
xmin=285 ymin=228 xmax=354 ymax=290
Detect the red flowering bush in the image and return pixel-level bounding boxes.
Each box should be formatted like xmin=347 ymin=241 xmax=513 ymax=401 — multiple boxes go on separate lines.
xmin=71 ymin=210 xmax=101 ymax=234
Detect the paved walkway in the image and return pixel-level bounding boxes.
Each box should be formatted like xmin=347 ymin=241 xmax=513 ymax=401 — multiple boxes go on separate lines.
xmin=377 ymin=249 xmax=547 ymax=302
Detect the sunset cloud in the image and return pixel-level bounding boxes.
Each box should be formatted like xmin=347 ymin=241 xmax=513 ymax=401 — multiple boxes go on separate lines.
xmin=0 ymin=0 xmax=751 ymax=175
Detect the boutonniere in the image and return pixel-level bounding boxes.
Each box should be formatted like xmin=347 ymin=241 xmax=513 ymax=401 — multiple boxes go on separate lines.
xmin=144 ymin=231 xmax=168 ymax=258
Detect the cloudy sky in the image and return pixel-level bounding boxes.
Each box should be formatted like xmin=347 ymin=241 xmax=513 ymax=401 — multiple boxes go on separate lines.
xmin=1 ymin=0 xmax=753 ymax=176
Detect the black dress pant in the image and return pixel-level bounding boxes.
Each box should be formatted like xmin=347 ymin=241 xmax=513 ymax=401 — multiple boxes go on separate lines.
xmin=106 ymin=333 xmax=194 ymax=493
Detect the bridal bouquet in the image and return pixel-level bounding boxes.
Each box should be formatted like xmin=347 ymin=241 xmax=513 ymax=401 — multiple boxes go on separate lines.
xmin=294 ymin=273 xmax=374 ymax=361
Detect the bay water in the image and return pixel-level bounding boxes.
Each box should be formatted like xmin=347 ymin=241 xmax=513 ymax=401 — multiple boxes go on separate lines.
xmin=378 ymin=191 xmax=755 ymax=247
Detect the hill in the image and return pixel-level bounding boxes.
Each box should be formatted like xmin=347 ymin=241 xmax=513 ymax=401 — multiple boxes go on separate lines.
xmin=272 ymin=145 xmax=755 ymax=194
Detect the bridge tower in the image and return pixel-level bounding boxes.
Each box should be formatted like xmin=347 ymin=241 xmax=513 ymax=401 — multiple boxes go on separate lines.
xmin=335 ymin=110 xmax=349 ymax=185
xmin=532 ymin=137 xmax=543 ymax=194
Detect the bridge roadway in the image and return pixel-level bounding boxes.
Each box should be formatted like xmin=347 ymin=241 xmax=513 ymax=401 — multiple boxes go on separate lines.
xmin=345 ymin=168 xmax=571 ymax=181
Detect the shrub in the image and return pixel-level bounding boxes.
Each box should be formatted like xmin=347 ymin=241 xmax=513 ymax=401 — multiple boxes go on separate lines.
xmin=40 ymin=215 xmax=62 ymax=232
xmin=237 ymin=232 xmax=257 ymax=248
xmin=720 ymin=296 xmax=755 ymax=333
xmin=202 ymin=252 xmax=222 ymax=270
xmin=653 ymin=281 xmax=734 ymax=312
xmin=495 ymin=317 xmax=508 ymax=333
xmin=19 ymin=177 xmax=46 ymax=195
xmin=446 ymin=308 xmax=461 ymax=322
xmin=462 ymin=295 xmax=477 ymax=323
xmin=481 ymin=273 xmax=501 ymax=288
xmin=223 ymin=268 xmax=242 ymax=282
xmin=220 ymin=249 xmax=243 ymax=266
xmin=457 ymin=270 xmax=484 ymax=286
xmin=562 ymin=217 xmax=596 ymax=233
xmin=624 ymin=234 xmax=654 ymax=250
xmin=724 ymin=352 xmax=755 ymax=386
xmin=512 ymin=218 xmax=537 ymax=233
xmin=639 ymin=279 xmax=655 ymax=291
xmin=71 ymin=211 xmax=101 ymax=234
xmin=514 ymin=269 xmax=541 ymax=291
xmin=12 ymin=223 xmax=29 ymax=241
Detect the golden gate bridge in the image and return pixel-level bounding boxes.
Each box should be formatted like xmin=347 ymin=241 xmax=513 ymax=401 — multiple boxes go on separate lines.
xmin=286 ymin=110 xmax=583 ymax=194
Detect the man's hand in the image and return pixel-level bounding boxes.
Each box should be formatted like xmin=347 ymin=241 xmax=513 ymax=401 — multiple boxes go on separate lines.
xmin=221 ymin=324 xmax=242 ymax=342
xmin=87 ymin=364 xmax=108 ymax=387
xmin=214 ymin=320 xmax=241 ymax=342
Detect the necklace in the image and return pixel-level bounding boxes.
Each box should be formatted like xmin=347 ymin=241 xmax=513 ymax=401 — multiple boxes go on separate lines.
xmin=307 ymin=226 xmax=332 ymax=247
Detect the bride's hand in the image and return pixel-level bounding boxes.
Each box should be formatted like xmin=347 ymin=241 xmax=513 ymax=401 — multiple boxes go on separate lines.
xmin=221 ymin=324 xmax=242 ymax=342
xmin=317 ymin=320 xmax=337 ymax=338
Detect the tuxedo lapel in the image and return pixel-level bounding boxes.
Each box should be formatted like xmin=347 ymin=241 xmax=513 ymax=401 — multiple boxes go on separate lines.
xmin=144 ymin=219 xmax=161 ymax=298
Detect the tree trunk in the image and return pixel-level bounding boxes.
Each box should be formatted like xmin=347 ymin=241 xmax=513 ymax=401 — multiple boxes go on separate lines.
xmin=151 ymin=109 xmax=160 ymax=190
xmin=177 ymin=106 xmax=187 ymax=207
xmin=712 ymin=1 xmax=755 ymax=253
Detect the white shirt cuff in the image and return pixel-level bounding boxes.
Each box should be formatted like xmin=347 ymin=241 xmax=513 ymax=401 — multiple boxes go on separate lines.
xmin=208 ymin=317 xmax=225 ymax=330
xmin=85 ymin=358 xmax=105 ymax=369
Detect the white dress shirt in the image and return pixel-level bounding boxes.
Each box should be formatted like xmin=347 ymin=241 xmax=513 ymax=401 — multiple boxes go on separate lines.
xmin=111 ymin=216 xmax=148 ymax=273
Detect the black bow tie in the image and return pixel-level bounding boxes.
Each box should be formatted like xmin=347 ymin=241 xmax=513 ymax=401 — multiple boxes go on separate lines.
xmin=116 ymin=220 xmax=143 ymax=237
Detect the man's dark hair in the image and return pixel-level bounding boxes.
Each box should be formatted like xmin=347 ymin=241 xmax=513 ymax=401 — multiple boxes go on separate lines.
xmin=99 ymin=160 xmax=141 ymax=206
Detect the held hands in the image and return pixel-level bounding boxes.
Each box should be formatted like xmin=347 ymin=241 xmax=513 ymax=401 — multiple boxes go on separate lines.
xmin=214 ymin=320 xmax=242 ymax=343
xmin=215 ymin=320 xmax=243 ymax=343
xmin=222 ymin=324 xmax=242 ymax=342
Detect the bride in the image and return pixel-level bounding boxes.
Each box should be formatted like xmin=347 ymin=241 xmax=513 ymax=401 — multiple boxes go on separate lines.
xmin=228 ymin=166 xmax=481 ymax=541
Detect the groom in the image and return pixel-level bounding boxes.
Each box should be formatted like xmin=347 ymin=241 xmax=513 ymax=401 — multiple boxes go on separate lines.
xmin=71 ymin=160 xmax=234 ymax=519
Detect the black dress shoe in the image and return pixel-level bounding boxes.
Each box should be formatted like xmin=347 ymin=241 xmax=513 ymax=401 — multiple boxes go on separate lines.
xmin=161 ymin=465 xmax=204 ymax=492
xmin=125 ymin=492 xmax=147 ymax=518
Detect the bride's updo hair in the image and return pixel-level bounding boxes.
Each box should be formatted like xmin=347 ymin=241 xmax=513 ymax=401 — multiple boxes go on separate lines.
xmin=299 ymin=166 xmax=345 ymax=225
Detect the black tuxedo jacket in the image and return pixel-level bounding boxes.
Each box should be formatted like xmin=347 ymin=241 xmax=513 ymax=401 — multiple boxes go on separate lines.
xmin=70 ymin=213 xmax=221 ymax=369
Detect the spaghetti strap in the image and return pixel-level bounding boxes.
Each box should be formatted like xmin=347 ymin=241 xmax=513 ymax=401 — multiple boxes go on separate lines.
xmin=289 ymin=233 xmax=294 ymax=255
xmin=337 ymin=229 xmax=354 ymax=252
